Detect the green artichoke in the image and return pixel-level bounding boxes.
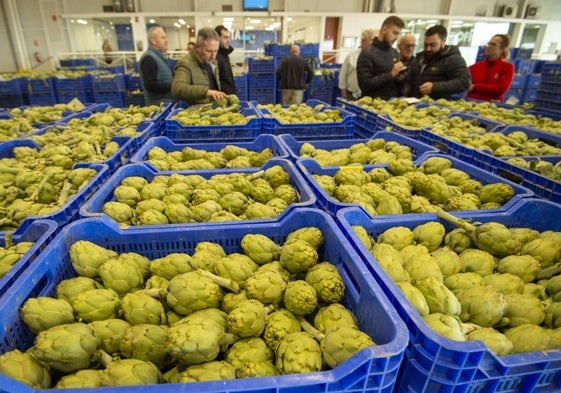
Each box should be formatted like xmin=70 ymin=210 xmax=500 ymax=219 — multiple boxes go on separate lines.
xmin=275 ymin=332 xmax=323 ymax=374
xmin=0 ymin=349 xmax=51 ymax=388
xmin=20 ymin=297 xmax=74 ymax=333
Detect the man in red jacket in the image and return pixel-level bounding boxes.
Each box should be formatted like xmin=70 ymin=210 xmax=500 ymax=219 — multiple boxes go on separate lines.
xmin=467 ymin=34 xmax=514 ymax=102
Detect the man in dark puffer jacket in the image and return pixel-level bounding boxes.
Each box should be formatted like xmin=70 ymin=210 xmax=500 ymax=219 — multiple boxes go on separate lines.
xmin=412 ymin=24 xmax=471 ymax=100
xmin=357 ymin=15 xmax=409 ymax=100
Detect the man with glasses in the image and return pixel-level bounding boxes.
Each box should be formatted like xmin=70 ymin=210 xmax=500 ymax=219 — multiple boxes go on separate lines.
xmin=172 ymin=27 xmax=228 ymax=105
xmin=397 ymin=33 xmax=417 ymax=97
xmin=357 ymin=15 xmax=408 ymax=99
xmin=413 ymin=24 xmax=471 ymax=100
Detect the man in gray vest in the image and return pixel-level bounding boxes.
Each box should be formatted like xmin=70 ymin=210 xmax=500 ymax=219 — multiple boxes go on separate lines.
xmin=139 ymin=26 xmax=174 ymax=105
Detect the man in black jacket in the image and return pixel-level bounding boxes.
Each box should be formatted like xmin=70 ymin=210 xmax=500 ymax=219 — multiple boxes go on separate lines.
xmin=276 ymin=44 xmax=314 ymax=105
xmin=413 ymin=24 xmax=471 ymax=100
xmin=357 ymin=15 xmax=408 ymax=100
xmin=214 ymin=25 xmax=236 ymax=95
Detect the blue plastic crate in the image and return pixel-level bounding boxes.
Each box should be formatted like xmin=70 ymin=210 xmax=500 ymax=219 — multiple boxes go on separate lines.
xmin=509 ymin=74 xmax=527 ymax=88
xmin=278 ymin=131 xmax=439 ymax=163
xmin=0 ymin=145 xmax=109 ymax=233
xmin=418 ymin=128 xmax=480 ymax=163
xmin=300 ymin=43 xmax=320 ymax=57
xmin=337 ymin=198 xmax=561 ymax=393
xmin=248 ymin=87 xmax=276 ymax=104
xmin=0 ymin=93 xmax=27 ymax=109
xmin=131 ymin=134 xmax=289 ymax=169
xmin=247 ymin=57 xmax=275 ymax=74
xmin=54 ymin=75 xmax=93 ymax=93
xmin=80 ymin=159 xmax=316 ymax=226
xmin=56 ymin=91 xmax=95 ymax=104
xmin=0 ymin=208 xmax=408 ymax=393
xmin=125 ymin=74 xmax=143 ymax=90
xmin=464 ymin=153 xmax=561 ymax=204
xmin=26 ymin=78 xmax=55 ymax=95
xmin=28 ymin=92 xmax=57 ymax=106
xmin=164 ymin=104 xmax=262 ymax=142
xmin=307 ymin=86 xmax=334 ymax=105
xmin=248 ymin=73 xmax=276 ymax=89
xmin=93 ymin=91 xmax=125 ymax=107
xmin=376 ymin=114 xmax=423 ymax=138
xmin=533 ymin=99 xmax=561 ymax=115
xmin=299 ymin=153 xmax=533 ymax=218
xmin=264 ymin=43 xmax=290 ymax=57
xmin=336 ymin=97 xmax=379 ymax=134
xmin=0 ymin=78 xmax=24 ymax=95
xmin=500 ymin=124 xmax=561 ymax=148
xmin=258 ymin=100 xmax=355 ymax=140
xmin=0 ymin=219 xmax=58 ymax=302
xmin=123 ymin=91 xmax=145 ymax=106
xmin=92 ymin=74 xmax=126 ymax=92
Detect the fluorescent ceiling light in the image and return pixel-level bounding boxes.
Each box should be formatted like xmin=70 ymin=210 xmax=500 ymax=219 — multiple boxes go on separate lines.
xmin=223 ymin=17 xmax=234 ymax=21
xmin=250 ymin=19 xmax=262 ymax=24
xmin=149 ymin=19 xmax=155 ymax=23
xmin=246 ymin=26 xmax=255 ymax=30
xmin=178 ymin=19 xmax=186 ymax=25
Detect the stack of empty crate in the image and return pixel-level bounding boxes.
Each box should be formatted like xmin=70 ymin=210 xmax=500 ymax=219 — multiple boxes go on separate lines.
xmin=92 ymin=73 xmax=126 ymax=107
xmin=124 ymin=73 xmax=145 ymax=106
xmin=264 ymin=43 xmax=321 ymax=104
xmin=234 ymin=73 xmax=248 ymax=101
xmin=247 ymin=56 xmax=276 ymax=104
xmin=0 ymin=78 xmax=27 ymax=108
xmin=55 ymin=74 xmax=94 ymax=104
xmin=27 ymin=77 xmax=57 ymax=106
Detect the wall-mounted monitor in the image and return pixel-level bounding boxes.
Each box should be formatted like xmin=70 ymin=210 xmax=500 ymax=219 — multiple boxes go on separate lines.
xmin=243 ymin=0 xmax=268 ymax=11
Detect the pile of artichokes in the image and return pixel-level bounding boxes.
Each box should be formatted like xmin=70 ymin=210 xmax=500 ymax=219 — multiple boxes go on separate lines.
xmin=102 ymin=165 xmax=299 ymax=225
xmin=257 ymin=103 xmax=343 ymax=124
xmin=429 ymin=118 xmax=561 ymax=157
xmin=312 ymin=155 xmax=516 ymax=216
xmin=352 ymin=212 xmax=561 ymax=356
xmin=298 ymin=137 xmax=415 ymax=167
xmin=9 ymin=102 xmax=86 ymax=125
xmin=145 ymin=143 xmax=274 ymax=171
xmin=0 ymin=146 xmax=99 ymax=230
xmin=170 ymin=95 xmax=253 ymax=126
xmin=0 ymin=234 xmax=34 ymax=278
xmin=0 ymin=227 xmax=375 ymax=388
xmin=506 ymin=157 xmax=561 ymax=182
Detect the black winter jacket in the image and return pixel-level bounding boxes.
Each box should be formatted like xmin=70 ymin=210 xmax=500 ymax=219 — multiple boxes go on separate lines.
xmin=275 ymin=55 xmax=314 ymax=90
xmin=216 ymin=45 xmax=236 ymax=95
xmin=413 ymin=45 xmax=471 ymax=100
xmin=356 ymin=38 xmax=400 ymax=99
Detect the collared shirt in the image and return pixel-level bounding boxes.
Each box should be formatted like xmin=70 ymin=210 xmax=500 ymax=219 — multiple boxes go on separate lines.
xmin=338 ymin=48 xmax=362 ymax=98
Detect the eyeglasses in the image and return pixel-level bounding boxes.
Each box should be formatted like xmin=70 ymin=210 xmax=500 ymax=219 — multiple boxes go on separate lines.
xmin=487 ymin=42 xmax=500 ymax=47
xmin=404 ymin=44 xmax=416 ymax=48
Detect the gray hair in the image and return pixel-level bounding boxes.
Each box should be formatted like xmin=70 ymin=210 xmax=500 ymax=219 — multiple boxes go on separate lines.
xmin=196 ymin=27 xmax=220 ymax=45
xmin=147 ymin=25 xmax=164 ymax=41
xmin=361 ymin=29 xmax=376 ymax=41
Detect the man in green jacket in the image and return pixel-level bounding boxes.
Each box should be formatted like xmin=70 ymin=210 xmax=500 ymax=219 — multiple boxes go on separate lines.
xmin=172 ymin=27 xmax=227 ymax=105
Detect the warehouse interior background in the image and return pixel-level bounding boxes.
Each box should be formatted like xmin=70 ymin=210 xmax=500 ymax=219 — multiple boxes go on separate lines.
xmin=1 ymin=0 xmax=561 ymax=73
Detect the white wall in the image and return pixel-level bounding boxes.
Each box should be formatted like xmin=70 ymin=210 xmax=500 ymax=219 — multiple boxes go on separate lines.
xmin=0 ymin=1 xmax=17 ymax=72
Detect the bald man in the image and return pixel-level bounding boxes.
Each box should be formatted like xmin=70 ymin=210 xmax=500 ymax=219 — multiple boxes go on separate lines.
xmin=397 ymin=33 xmax=418 ymax=97
xmin=275 ymin=44 xmax=314 ymax=105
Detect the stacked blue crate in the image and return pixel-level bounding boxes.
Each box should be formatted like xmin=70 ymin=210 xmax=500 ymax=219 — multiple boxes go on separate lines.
xmin=123 ymin=73 xmax=145 ymax=106
xmin=247 ymin=57 xmax=276 ymax=104
xmin=0 ymin=78 xmax=27 ymax=108
xmin=92 ymin=74 xmax=126 ymax=107
xmin=263 ymin=43 xmax=321 ymax=105
xmin=55 ymin=75 xmax=94 ymax=103
xmin=27 ymin=77 xmax=57 ymax=106
xmin=505 ymin=59 xmax=545 ymax=104
xmin=234 ymin=73 xmax=248 ymax=101
xmin=534 ymin=61 xmax=561 ymax=114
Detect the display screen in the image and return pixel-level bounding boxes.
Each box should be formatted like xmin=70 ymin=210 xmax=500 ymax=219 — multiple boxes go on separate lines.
xmin=243 ymin=0 xmax=268 ymax=11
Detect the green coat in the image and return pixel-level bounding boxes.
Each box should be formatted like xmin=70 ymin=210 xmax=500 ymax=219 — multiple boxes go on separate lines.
xmin=172 ymin=51 xmax=221 ymax=105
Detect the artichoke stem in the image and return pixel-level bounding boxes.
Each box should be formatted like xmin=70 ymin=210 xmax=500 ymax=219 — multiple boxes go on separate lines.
xmin=537 ymin=262 xmax=561 ymax=280
xmin=197 ymin=269 xmax=240 ymax=293
xmin=94 ymin=142 xmax=102 ymax=156
xmin=247 ymin=170 xmax=265 ymax=181
xmin=96 ymin=349 xmax=115 ymax=368
xmin=29 ymin=174 xmax=52 ymax=202
xmin=433 ymin=205 xmax=477 ymax=234
xmin=297 ymin=316 xmax=325 ymax=342
xmin=0 ymin=165 xmax=22 ymax=175
xmin=3 ymin=232 xmax=13 ymax=248
xmin=56 ymin=180 xmax=73 ymax=206
xmin=220 ymin=332 xmax=239 ymax=346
